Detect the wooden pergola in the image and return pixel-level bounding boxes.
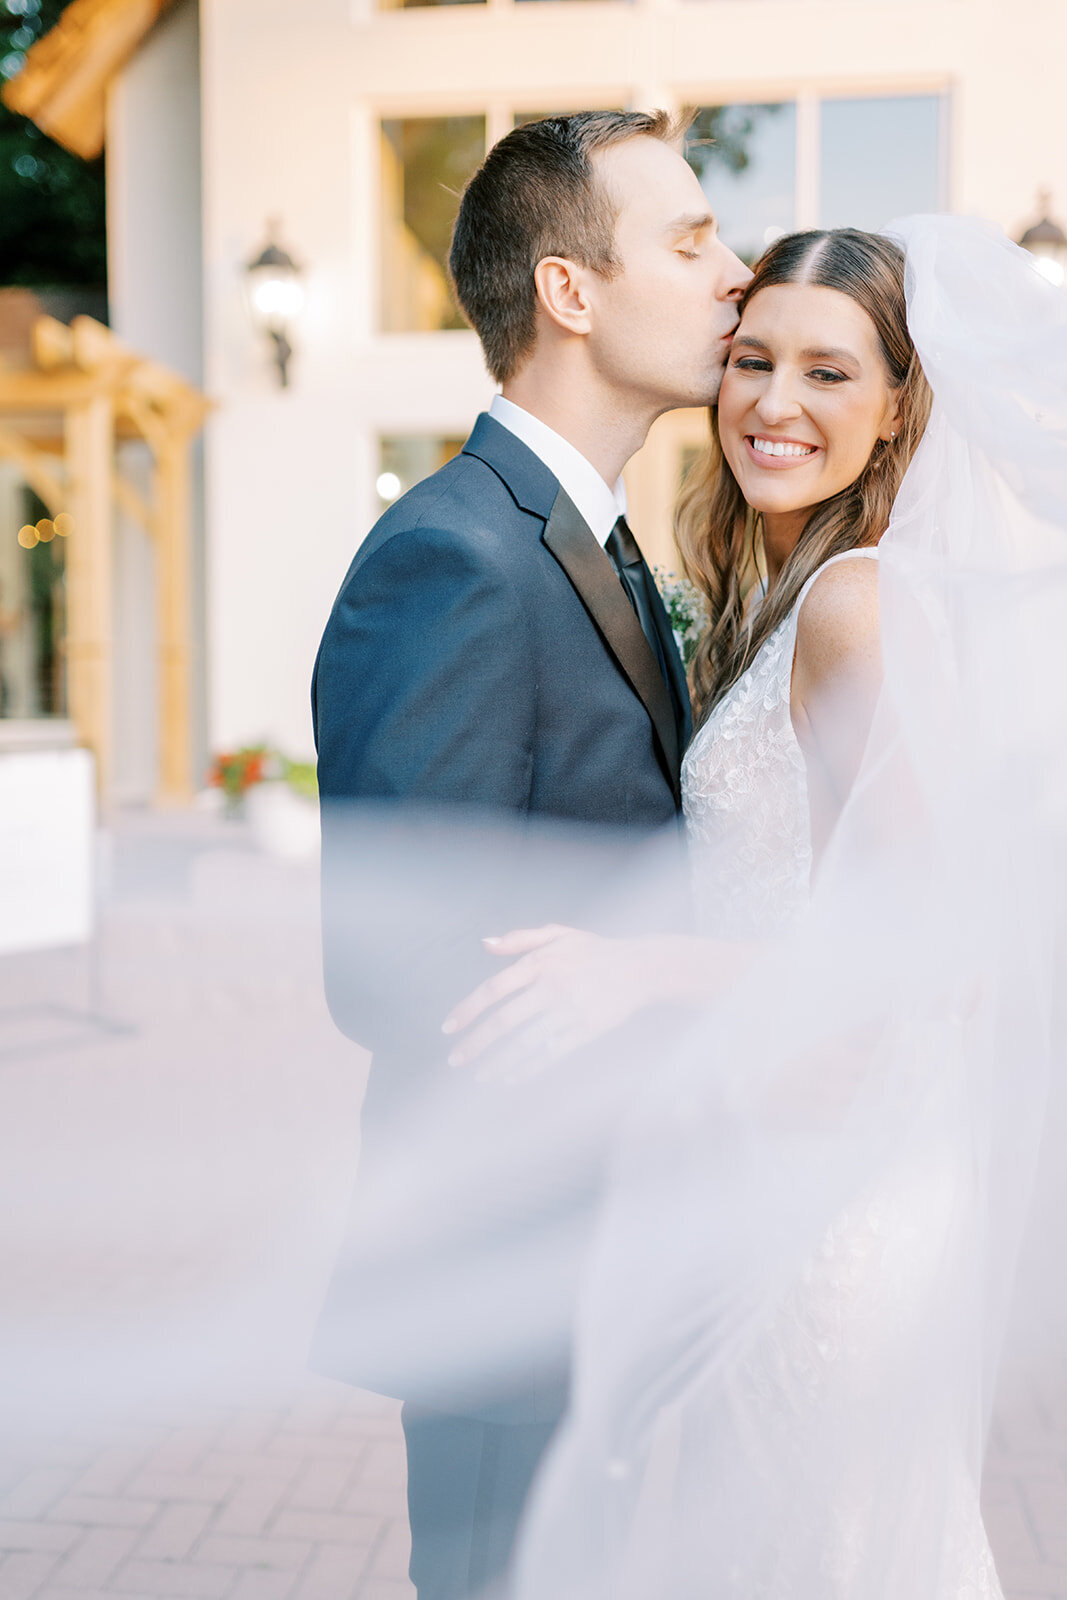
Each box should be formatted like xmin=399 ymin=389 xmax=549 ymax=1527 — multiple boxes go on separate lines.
xmin=0 ymin=315 xmax=208 ymax=801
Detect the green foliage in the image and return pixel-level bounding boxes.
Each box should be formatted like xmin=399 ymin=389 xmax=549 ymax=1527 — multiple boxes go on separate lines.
xmin=279 ymin=756 xmax=318 ymax=801
xmin=0 ymin=0 xmax=107 ymax=288
xmin=686 ymin=104 xmax=784 ymax=183
xmin=653 ymin=567 xmax=709 ymax=668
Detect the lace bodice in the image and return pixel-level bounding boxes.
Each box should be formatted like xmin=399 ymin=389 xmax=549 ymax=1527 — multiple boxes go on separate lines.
xmin=682 ymin=550 xmax=879 ymax=938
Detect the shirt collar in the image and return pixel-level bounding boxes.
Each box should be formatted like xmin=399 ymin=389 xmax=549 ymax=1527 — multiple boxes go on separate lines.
xmin=489 ymin=394 xmax=627 ymax=547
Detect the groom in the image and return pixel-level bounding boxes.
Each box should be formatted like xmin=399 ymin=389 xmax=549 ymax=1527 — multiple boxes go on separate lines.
xmin=312 ymin=111 xmax=748 ymax=1600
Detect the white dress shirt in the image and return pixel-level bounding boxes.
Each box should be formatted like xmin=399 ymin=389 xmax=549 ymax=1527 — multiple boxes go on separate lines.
xmin=489 ymin=394 xmax=627 ymax=548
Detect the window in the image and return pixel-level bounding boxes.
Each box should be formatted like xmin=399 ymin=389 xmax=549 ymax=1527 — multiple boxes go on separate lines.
xmin=513 ymin=107 xmax=625 ymax=129
xmin=380 ymin=117 xmax=486 ymax=332
xmin=686 ymin=104 xmax=796 ymax=265
xmin=819 ymin=96 xmax=943 ymax=231
xmin=686 ymin=94 xmax=944 ymax=261
xmin=378 ymin=0 xmax=484 ymax=11
xmin=377 ymin=436 xmax=466 ymax=505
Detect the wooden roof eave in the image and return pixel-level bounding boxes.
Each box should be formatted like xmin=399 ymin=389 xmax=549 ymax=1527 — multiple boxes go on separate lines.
xmin=1 ymin=0 xmax=178 ymax=160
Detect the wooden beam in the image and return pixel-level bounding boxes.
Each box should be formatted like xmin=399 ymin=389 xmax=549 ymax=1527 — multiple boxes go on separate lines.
xmin=0 ymin=370 xmax=113 ymax=409
xmin=153 ymin=430 xmax=193 ymax=804
xmin=65 ymin=393 xmax=114 ymax=796
xmin=0 ymin=424 xmax=67 ymax=513
xmin=2 ymin=0 xmax=177 ymax=161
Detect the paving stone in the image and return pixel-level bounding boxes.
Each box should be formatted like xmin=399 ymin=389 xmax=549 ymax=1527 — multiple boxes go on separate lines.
xmin=0 ymin=1469 xmax=78 ymax=1521
xmin=36 ymin=1588 xmax=137 ymax=1600
xmin=270 ymin=1513 xmax=378 ymax=1549
xmin=0 ymin=1549 xmax=60 ymax=1600
xmin=342 ymin=1484 xmax=405 ymax=1521
xmin=264 ymin=1438 xmax=363 ymax=1464
xmin=213 ymin=1482 xmax=290 ymax=1538
xmin=110 ymin=1558 xmax=234 ymax=1596
xmin=228 ymin=1572 xmax=298 ymax=1600
xmin=286 ymin=1459 xmax=359 ymax=1514
xmin=47 ymin=1526 xmax=140 ymax=1589
xmin=47 ymin=1499 xmax=158 ymax=1530
xmin=352 ymin=1581 xmax=414 ymax=1600
xmin=199 ymin=1454 xmax=301 ymax=1484
xmin=352 ymin=1446 xmax=406 ymax=1494
xmin=212 ymin=1417 xmax=286 ymax=1457
xmin=0 ymin=1524 xmax=80 ymax=1554
xmin=123 ymin=1473 xmax=235 ymax=1507
xmin=195 ymin=1537 xmax=312 ymax=1572
xmin=70 ymin=1445 xmax=157 ymax=1499
xmin=366 ymin=1522 xmax=410 ymax=1582
xmin=140 ymin=1429 xmax=219 ymax=1478
xmin=292 ymin=1542 xmax=368 ymax=1600
xmin=135 ymin=1502 xmax=215 ymax=1562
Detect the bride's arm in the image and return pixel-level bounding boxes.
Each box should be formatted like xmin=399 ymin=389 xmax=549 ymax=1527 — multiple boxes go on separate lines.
xmin=789 ymin=558 xmax=883 ymax=862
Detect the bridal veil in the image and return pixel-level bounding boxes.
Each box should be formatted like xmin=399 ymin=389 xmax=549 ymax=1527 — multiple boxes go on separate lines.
xmin=506 ymin=214 xmax=1067 ymax=1599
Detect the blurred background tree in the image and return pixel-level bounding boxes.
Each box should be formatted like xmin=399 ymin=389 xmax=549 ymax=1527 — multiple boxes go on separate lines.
xmin=685 ymin=104 xmax=784 ymax=183
xmin=0 ymin=0 xmax=106 ymax=289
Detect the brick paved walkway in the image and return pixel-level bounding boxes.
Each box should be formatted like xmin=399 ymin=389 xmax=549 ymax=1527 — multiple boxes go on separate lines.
xmin=0 ymin=811 xmax=1062 ymax=1600
xmin=0 ymin=1384 xmax=412 ymax=1600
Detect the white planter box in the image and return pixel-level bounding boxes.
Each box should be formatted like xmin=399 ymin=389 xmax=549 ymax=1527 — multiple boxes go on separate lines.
xmin=245 ymin=782 xmax=320 ymax=862
xmin=0 ymin=741 xmax=95 ymax=954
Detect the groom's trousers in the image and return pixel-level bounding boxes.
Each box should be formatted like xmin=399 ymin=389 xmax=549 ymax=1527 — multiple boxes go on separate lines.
xmin=401 ymin=1403 xmax=560 ymax=1600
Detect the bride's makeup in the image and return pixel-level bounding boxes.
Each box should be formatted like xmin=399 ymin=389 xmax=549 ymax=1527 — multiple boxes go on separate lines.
xmin=717 ymin=282 xmax=901 ymax=547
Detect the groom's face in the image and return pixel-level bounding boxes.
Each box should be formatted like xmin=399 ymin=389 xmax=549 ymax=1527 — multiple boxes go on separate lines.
xmin=583 ymin=137 xmax=751 ymax=411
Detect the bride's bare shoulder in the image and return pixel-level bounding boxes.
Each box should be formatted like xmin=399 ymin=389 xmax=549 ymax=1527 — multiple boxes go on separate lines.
xmin=794 ymin=557 xmax=881 ymax=690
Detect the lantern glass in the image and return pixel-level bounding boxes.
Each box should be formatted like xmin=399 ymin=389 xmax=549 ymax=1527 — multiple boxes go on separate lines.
xmin=248 ymin=266 xmax=305 ymax=334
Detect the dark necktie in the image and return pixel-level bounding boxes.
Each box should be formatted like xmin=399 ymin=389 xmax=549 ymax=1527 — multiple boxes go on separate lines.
xmin=605 ymin=515 xmax=673 ymax=693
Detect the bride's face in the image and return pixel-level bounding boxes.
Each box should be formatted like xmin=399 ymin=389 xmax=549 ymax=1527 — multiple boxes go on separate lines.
xmin=717 ymin=283 xmax=902 ymax=528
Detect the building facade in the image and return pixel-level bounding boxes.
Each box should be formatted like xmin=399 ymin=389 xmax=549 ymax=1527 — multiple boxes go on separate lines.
xmin=8 ymin=0 xmax=1067 ymax=790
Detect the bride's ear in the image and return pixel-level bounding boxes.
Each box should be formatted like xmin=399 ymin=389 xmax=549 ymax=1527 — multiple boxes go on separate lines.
xmin=533 ymin=257 xmax=593 ymax=337
xmin=880 ymin=391 xmax=904 ymax=444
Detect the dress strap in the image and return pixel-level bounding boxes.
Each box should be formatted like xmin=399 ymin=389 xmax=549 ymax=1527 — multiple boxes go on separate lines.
xmin=793 ymin=547 xmax=879 ymax=616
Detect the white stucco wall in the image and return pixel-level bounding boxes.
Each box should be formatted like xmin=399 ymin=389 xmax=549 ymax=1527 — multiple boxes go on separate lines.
xmin=195 ymin=0 xmax=1067 ymax=762
xmin=107 ymin=0 xmax=205 ymax=799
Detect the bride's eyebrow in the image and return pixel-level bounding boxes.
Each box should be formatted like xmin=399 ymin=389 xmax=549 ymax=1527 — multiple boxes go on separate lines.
xmin=801 ymin=345 xmax=860 ymax=365
xmin=733 ymin=335 xmax=860 ymax=367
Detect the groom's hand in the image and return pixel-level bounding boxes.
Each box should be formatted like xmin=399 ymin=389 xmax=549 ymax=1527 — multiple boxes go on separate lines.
xmin=441 ymin=924 xmax=650 ymax=1082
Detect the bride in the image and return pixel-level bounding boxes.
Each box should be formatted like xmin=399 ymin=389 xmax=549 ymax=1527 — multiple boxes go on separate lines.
xmin=443 ymin=216 xmax=1067 ymax=1596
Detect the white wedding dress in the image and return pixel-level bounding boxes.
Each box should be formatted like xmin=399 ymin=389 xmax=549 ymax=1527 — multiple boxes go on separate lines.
xmin=682 ymin=548 xmax=876 ymax=940
xmin=675 ymin=547 xmax=1001 ymax=1599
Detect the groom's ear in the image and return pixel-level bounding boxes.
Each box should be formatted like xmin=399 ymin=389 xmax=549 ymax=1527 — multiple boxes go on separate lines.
xmin=533 ymin=256 xmax=593 ymax=338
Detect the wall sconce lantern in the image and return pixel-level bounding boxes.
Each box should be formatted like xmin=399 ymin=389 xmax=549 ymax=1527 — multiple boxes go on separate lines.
xmin=245 ymin=222 xmax=306 ymax=387
xmin=1017 ymin=191 xmax=1067 ymax=288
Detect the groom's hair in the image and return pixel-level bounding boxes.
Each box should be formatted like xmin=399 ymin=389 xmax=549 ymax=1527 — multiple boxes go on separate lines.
xmin=450 ymin=110 xmax=679 ymax=384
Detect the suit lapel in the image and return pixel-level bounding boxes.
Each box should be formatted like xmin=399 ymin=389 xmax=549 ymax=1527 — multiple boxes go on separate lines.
xmin=542 ymin=487 xmax=681 ymax=791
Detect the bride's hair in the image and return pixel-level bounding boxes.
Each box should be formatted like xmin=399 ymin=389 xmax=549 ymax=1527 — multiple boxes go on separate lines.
xmin=679 ymin=228 xmax=932 ymax=726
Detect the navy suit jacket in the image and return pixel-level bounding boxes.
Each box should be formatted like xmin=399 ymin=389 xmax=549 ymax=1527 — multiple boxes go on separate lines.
xmin=310 ymin=414 xmax=691 ymax=1412
xmin=313 ymin=412 xmax=689 ymax=826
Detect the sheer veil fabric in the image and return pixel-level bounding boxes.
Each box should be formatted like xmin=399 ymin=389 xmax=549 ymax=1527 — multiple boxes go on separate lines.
xmin=509 ymin=216 xmax=1067 ymax=1600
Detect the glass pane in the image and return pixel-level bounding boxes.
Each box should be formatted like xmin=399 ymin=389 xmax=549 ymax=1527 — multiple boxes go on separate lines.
xmin=819 ymin=96 xmax=942 ymax=232
xmin=380 ymin=117 xmax=486 ymax=333
xmin=0 ymin=478 xmax=68 ymax=720
xmin=513 ymin=108 xmax=625 ymax=129
xmin=378 ymin=436 xmax=465 ymax=507
xmin=379 ymin=0 xmax=484 ymax=8
xmin=686 ymin=104 xmax=796 ymax=266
